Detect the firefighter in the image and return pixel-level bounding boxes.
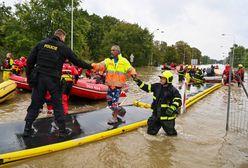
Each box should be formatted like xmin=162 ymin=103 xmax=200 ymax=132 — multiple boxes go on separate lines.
xmin=193 ymin=68 xmax=204 ymax=85
xmin=1 ymin=53 xmax=13 ymax=81
xmin=133 ymin=70 xmax=182 ymax=136
xmin=177 ymin=64 xmax=185 ymax=82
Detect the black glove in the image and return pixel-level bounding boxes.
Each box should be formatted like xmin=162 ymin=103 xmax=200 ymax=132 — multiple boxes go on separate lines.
xmin=131 ymin=74 xmax=138 ymax=81
xmin=165 ymin=106 xmax=175 ymax=116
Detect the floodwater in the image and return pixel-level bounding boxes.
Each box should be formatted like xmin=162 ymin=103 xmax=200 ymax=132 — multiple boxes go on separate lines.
xmin=1 ymin=66 xmax=248 ymax=168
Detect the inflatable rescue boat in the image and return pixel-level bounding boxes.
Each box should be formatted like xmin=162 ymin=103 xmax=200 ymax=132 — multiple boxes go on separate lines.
xmin=9 ymin=74 xmax=127 ymax=100
xmin=0 ymin=80 xmax=17 ymax=103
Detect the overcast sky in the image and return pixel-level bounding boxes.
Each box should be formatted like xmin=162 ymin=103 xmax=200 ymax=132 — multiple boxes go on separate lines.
xmin=1 ymin=0 xmax=247 ymax=60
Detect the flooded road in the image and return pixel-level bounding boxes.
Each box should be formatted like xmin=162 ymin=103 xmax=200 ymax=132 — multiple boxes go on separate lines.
xmin=1 ymin=66 xmax=248 ymax=168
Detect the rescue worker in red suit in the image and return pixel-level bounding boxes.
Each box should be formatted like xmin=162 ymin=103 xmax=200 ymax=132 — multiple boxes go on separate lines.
xmin=133 ymin=71 xmax=182 ymax=136
xmin=85 ymin=69 xmax=91 ymax=79
xmin=75 ymin=66 xmax=83 ymax=76
xmin=44 ymin=62 xmax=79 ymax=116
xmin=61 ymin=62 xmax=79 ymax=114
xmin=20 ymin=56 xmax=27 ymax=67
xmin=236 ymin=64 xmax=245 ymax=87
xmin=12 ymin=59 xmax=25 ymax=76
xmin=222 ymin=64 xmax=232 ymax=85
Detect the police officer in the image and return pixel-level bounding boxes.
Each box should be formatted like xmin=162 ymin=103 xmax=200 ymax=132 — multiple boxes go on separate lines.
xmin=134 ymin=71 xmax=182 ymax=136
xmin=24 ymin=29 xmax=92 ymax=137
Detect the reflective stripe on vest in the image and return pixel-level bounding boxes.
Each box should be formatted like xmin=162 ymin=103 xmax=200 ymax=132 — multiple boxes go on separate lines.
xmin=61 ymin=70 xmax=73 ymax=82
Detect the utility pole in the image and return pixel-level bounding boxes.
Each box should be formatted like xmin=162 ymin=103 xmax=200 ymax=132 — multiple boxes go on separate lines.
xmin=71 ymin=0 xmax=74 ymax=50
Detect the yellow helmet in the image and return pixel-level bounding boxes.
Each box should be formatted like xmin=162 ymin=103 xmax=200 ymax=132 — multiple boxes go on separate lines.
xmin=238 ymin=64 xmax=243 ymax=68
xmin=159 ymin=71 xmax=173 ymax=83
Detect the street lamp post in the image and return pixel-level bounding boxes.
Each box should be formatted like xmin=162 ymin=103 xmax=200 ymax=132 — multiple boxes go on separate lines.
xmin=183 ymin=46 xmax=186 ymax=65
xmin=71 ymin=0 xmax=74 ymax=50
xmin=220 ymin=45 xmax=230 ymax=64
xmin=151 ymin=28 xmax=164 ymax=66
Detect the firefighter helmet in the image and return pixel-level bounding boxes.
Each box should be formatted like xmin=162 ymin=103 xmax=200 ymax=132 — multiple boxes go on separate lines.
xmin=159 ymin=71 xmax=173 ymax=83
xmin=238 ymin=64 xmax=243 ymax=68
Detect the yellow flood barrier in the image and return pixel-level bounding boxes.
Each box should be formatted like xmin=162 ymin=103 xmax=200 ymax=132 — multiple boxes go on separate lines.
xmin=133 ymin=83 xmax=222 ymax=109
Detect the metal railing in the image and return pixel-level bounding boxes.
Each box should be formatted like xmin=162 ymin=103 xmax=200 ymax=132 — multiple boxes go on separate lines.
xmin=226 ymin=61 xmax=248 ymax=134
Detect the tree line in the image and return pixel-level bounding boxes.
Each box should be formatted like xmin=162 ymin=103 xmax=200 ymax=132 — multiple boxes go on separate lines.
xmin=1 ymin=0 xmax=246 ymax=67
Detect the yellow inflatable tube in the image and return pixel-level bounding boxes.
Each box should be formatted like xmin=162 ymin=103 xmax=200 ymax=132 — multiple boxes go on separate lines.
xmin=0 ymin=80 xmax=17 ymax=103
xmin=0 ymin=121 xmax=147 ymax=165
xmin=133 ymin=83 xmax=222 ymax=109
xmin=185 ymin=83 xmax=222 ymax=108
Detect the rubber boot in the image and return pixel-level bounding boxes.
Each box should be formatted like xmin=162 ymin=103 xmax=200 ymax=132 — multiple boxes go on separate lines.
xmin=117 ymin=107 xmax=126 ymax=123
xmin=108 ymin=110 xmax=118 ymax=125
xmin=117 ymin=107 xmax=126 ymax=117
xmin=23 ymin=121 xmax=35 ymax=137
xmin=57 ymin=121 xmax=72 ymax=137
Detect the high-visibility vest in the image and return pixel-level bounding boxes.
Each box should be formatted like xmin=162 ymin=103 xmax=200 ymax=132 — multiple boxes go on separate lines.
xmin=93 ymin=54 xmax=136 ymax=88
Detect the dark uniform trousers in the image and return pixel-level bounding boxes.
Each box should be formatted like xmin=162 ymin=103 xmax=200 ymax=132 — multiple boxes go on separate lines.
xmin=25 ymin=73 xmax=64 ymax=123
xmin=147 ymin=115 xmax=177 ymax=136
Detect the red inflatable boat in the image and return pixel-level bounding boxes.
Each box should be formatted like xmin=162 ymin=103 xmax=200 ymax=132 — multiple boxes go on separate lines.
xmin=9 ymin=74 xmax=128 ymax=100
xmin=71 ymin=78 xmax=108 ymax=100
xmin=9 ymin=74 xmax=31 ymax=91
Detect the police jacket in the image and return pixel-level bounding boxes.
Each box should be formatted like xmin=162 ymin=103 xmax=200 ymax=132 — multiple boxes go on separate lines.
xmin=136 ymin=80 xmax=182 ymax=120
xmin=26 ymin=36 xmax=92 ymax=79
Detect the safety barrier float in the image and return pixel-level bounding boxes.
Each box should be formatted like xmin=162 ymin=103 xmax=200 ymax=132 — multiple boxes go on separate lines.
xmin=0 ymin=80 xmax=17 ymax=104
xmin=0 ymin=83 xmax=222 ymax=166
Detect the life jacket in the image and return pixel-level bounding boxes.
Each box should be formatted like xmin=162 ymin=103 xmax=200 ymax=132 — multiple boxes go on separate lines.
xmin=2 ymin=58 xmax=13 ymax=70
xmin=12 ymin=59 xmax=24 ymax=72
xmin=61 ymin=63 xmax=78 ymax=83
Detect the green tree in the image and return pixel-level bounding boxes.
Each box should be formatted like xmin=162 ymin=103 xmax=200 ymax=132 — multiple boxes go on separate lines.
xmin=13 ymin=0 xmax=90 ymax=57
xmin=0 ymin=2 xmax=14 ymax=61
xmin=100 ymin=22 xmax=153 ymax=66
xmin=152 ymin=41 xmax=167 ymax=66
